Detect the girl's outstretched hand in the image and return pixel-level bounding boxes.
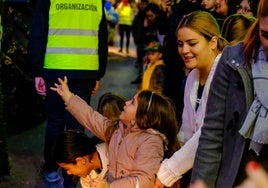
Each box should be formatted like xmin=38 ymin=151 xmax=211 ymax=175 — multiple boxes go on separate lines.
xmin=50 ymin=76 xmax=73 ymax=103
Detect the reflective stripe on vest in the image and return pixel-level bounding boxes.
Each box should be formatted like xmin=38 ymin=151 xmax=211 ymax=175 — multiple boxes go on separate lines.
xmin=44 ymin=0 xmax=102 ymax=70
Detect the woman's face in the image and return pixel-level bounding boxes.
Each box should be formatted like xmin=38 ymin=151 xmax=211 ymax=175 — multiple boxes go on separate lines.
xmin=119 ymin=93 xmax=138 ymax=125
xmin=177 ymin=27 xmax=217 ymax=70
xmin=259 ymin=16 xmax=268 ymax=57
xmin=236 ymin=0 xmax=253 ymax=17
xmin=216 ymin=0 xmax=228 ymax=16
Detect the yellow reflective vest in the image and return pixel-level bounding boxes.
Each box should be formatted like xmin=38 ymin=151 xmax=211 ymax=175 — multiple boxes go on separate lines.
xmin=44 ymin=0 xmax=102 ymax=70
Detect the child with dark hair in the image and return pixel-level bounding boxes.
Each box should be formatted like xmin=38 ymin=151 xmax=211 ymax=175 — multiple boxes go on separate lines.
xmin=53 ymin=92 xmax=126 ymax=188
xmin=51 ymin=76 xmax=180 ymax=188
xmin=53 ymin=130 xmax=106 ymax=188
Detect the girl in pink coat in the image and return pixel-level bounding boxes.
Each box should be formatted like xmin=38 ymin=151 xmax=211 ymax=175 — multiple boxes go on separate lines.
xmin=51 ymin=76 xmax=180 ymax=188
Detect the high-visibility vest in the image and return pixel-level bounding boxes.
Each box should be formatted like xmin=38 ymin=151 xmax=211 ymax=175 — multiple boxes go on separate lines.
xmin=44 ymin=0 xmax=102 ymax=70
xmin=117 ymin=4 xmax=132 ymax=26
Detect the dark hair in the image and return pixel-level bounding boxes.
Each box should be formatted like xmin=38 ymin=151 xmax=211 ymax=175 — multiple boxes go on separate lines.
xmin=243 ymin=0 xmax=268 ymax=66
xmin=144 ymin=2 xmax=161 ymax=15
xmin=136 ymin=90 xmax=180 ymax=158
xmin=53 ymin=130 xmax=101 ymax=164
xmin=221 ymin=14 xmax=256 ymax=45
xmin=177 ymin=11 xmax=228 ymax=51
xmin=249 ymin=0 xmax=260 ymax=17
xmin=141 ymin=0 xmax=149 ymax=3
xmin=215 ymin=0 xmax=238 ymax=17
xmin=228 ymin=0 xmax=240 ymax=16
xmin=97 ymin=92 xmax=126 ymax=142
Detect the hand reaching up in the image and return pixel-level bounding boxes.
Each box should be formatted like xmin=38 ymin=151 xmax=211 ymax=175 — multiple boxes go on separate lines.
xmin=50 ymin=76 xmax=73 ymax=103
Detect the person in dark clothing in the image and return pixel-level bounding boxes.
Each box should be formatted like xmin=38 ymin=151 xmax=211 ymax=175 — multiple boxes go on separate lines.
xmin=131 ymin=0 xmax=149 ymax=84
xmin=131 ymin=2 xmax=164 ymax=85
xmin=28 ymin=0 xmax=108 ymax=187
xmin=159 ymin=0 xmax=200 ymax=125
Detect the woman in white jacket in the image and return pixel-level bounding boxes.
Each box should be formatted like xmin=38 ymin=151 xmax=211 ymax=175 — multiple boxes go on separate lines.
xmin=154 ymin=11 xmax=228 ymax=188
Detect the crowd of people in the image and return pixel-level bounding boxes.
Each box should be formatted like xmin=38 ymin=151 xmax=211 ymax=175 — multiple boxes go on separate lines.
xmin=28 ymin=0 xmax=268 ymax=187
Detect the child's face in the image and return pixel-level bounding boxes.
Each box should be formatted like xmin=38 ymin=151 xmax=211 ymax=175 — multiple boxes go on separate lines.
xmin=201 ymin=0 xmax=217 ymax=12
xmin=119 ymin=94 xmax=138 ymax=126
xmin=147 ymin=51 xmax=162 ymax=64
xmin=58 ymin=155 xmax=97 ymax=178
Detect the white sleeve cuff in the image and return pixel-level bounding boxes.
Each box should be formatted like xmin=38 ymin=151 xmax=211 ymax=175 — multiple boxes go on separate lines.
xmin=157 ymin=159 xmax=182 ymax=187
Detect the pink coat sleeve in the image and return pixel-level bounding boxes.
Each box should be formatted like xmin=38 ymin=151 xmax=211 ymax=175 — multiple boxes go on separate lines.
xmin=65 ymin=94 xmax=112 ymax=141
